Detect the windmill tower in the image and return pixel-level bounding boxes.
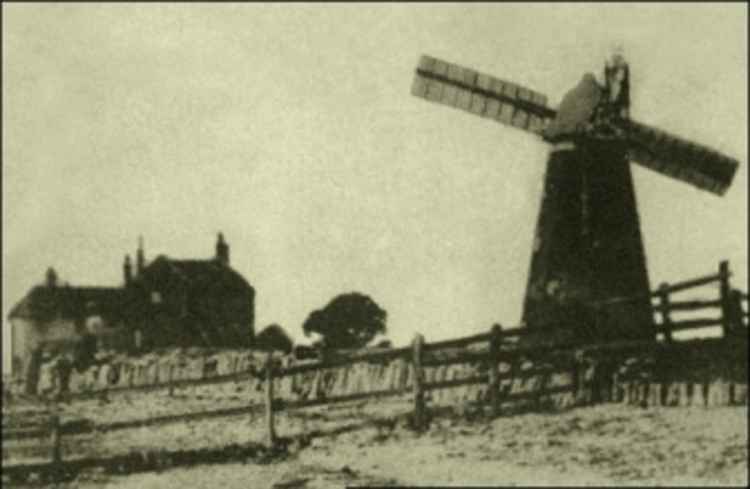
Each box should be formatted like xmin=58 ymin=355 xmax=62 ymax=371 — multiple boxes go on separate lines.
xmin=411 ymin=52 xmax=739 ymax=343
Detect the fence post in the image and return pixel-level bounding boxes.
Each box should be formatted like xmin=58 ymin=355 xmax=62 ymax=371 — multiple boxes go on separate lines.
xmin=725 ymin=288 xmax=745 ymax=405
xmin=264 ymin=351 xmax=277 ymax=448
xmin=412 ymin=334 xmax=425 ymax=432
xmin=658 ymin=283 xmax=673 ymax=344
xmin=488 ymin=324 xmax=503 ymax=417
xmin=719 ymin=260 xmax=731 ymax=337
xmin=726 ymin=289 xmax=745 ymax=336
xmin=50 ymin=413 xmax=62 ymax=466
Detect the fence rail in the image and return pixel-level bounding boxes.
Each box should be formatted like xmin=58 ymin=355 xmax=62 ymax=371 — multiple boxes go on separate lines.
xmin=652 ymin=298 xmax=722 ymax=312
xmin=650 ymin=271 xmax=728 ymax=297
xmin=422 ymin=332 xmax=492 ymax=351
xmin=660 ymin=317 xmax=724 ymax=332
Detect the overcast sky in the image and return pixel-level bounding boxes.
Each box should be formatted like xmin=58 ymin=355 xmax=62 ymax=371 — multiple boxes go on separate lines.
xmin=3 ymin=3 xmax=747 ymax=372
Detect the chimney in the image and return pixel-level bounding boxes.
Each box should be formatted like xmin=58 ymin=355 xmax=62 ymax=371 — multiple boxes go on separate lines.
xmin=136 ymin=236 xmax=145 ymax=276
xmin=124 ymin=254 xmax=133 ymax=286
xmin=216 ymin=232 xmax=229 ymax=266
xmin=45 ymin=267 xmax=58 ymax=288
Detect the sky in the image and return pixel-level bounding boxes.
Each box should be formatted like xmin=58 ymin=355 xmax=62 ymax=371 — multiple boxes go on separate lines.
xmin=2 ymin=3 xmax=747 ymax=373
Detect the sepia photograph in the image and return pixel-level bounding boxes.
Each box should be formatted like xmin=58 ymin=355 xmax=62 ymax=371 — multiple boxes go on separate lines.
xmin=2 ymin=3 xmax=747 ymax=487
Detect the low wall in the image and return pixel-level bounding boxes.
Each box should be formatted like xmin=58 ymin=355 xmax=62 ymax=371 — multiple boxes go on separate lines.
xmin=609 ymin=339 xmax=748 ymax=407
xmin=34 ymin=349 xmax=271 ymax=396
xmin=270 ymin=339 xmax=748 ymax=412
xmin=27 ymin=337 xmax=750 ymax=415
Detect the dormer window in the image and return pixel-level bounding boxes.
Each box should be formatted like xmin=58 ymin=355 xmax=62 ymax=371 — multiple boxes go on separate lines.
xmin=151 ymin=291 xmax=162 ymax=304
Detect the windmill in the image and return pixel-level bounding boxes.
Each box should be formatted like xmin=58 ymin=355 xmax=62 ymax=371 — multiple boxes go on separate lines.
xmin=410 ymin=53 xmax=739 ymax=343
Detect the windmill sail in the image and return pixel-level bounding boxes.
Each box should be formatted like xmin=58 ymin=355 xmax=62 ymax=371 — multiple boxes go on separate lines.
xmin=623 ymin=120 xmax=739 ymax=195
xmin=412 ymin=55 xmax=556 ymax=135
xmin=412 ymin=55 xmax=739 ymax=196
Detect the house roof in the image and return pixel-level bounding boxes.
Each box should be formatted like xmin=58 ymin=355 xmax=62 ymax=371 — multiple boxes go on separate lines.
xmin=139 ymin=256 xmax=253 ymax=293
xmin=126 ymin=256 xmax=254 ymax=347
xmin=8 ymin=285 xmax=125 ymax=322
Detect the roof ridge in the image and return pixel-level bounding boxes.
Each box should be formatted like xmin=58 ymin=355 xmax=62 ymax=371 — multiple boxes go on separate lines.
xmin=169 ymin=258 xmax=215 ymax=264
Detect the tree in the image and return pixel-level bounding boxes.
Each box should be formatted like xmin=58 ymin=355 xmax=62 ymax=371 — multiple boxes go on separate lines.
xmin=255 ymin=323 xmax=294 ymax=354
xmin=302 ymin=292 xmax=387 ymax=350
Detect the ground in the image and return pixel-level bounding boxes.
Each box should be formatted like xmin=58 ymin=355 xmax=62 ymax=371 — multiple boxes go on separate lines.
xmin=4 ymin=392 xmax=747 ymax=487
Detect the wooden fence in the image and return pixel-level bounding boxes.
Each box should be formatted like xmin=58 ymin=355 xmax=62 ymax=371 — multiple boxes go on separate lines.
xmin=652 ymin=260 xmax=747 ymax=338
xmin=260 ymin=259 xmax=748 ymax=442
xmin=3 ymin=260 xmax=748 ymax=482
xmin=10 ymin=260 xmax=743 ymax=407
